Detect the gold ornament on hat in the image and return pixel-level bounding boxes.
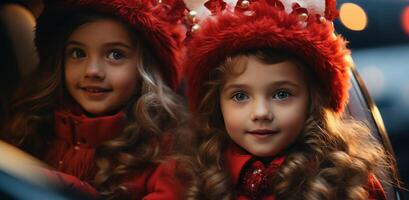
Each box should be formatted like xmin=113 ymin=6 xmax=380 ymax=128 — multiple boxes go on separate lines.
xmin=319 ymin=16 xmax=326 ymax=23
xmin=243 ymin=10 xmax=255 ymax=16
xmin=191 ymin=24 xmax=200 ymax=32
xmin=240 ymin=0 xmax=250 ymax=9
xmin=188 ymin=10 xmax=197 ymax=23
xmin=298 ymin=13 xmax=308 ymax=21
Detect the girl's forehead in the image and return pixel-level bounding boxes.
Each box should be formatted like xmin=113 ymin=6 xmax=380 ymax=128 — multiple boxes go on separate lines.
xmin=222 ymin=54 xmax=303 ymax=76
xmin=68 ymin=19 xmax=135 ymax=45
xmin=222 ymin=56 xmax=307 ymax=87
xmin=222 ymin=55 xmax=249 ymax=77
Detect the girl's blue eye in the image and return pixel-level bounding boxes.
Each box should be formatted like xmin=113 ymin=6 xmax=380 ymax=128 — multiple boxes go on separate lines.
xmin=70 ymin=48 xmax=86 ymax=59
xmin=108 ymin=50 xmax=125 ymax=60
xmin=273 ymin=90 xmax=291 ymax=100
xmin=232 ymin=92 xmax=249 ymax=102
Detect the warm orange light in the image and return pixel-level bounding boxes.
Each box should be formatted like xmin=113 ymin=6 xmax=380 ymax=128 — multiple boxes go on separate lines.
xmin=402 ymin=6 xmax=409 ymax=35
xmin=340 ymin=3 xmax=368 ymax=31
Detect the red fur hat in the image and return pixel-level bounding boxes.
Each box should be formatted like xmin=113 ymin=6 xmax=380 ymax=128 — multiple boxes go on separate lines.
xmin=184 ymin=0 xmax=352 ymax=114
xmin=35 ymin=0 xmax=187 ymax=89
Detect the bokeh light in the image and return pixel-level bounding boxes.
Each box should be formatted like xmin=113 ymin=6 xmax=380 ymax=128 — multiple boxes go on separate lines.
xmin=403 ymin=82 xmax=409 ymax=105
xmin=401 ymin=6 xmax=409 ymax=35
xmin=360 ymin=66 xmax=385 ymax=98
xmin=340 ymin=3 xmax=368 ymax=31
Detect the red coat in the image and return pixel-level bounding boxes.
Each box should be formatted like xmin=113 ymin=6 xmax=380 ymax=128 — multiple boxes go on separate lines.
xmin=225 ymin=143 xmax=387 ymax=200
xmin=41 ymin=107 xmax=184 ymax=199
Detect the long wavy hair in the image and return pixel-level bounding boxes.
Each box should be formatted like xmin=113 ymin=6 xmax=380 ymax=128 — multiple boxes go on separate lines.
xmin=186 ymin=48 xmax=396 ymax=200
xmin=1 ymin=10 xmax=188 ymax=199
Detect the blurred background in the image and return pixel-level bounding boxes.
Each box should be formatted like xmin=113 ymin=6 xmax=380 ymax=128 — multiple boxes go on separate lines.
xmin=334 ymin=0 xmax=409 ymax=198
xmin=1 ymin=0 xmax=409 ymax=199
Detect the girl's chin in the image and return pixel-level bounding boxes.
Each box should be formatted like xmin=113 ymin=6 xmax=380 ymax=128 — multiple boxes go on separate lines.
xmin=246 ymin=147 xmax=279 ymax=157
xmin=81 ymin=107 xmax=120 ymax=117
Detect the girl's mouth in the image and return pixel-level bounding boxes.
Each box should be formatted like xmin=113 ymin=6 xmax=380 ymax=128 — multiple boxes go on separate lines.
xmin=80 ymin=87 xmax=111 ymax=93
xmin=79 ymin=86 xmax=112 ymax=99
xmin=247 ymin=129 xmax=279 ymax=135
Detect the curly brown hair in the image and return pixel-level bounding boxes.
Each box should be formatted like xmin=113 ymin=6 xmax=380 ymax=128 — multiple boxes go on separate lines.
xmin=186 ymin=48 xmax=396 ymax=200
xmin=1 ymin=11 xmax=188 ymax=199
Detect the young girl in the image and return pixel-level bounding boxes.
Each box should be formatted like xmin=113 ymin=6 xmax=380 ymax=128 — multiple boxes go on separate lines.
xmin=184 ymin=0 xmax=397 ymax=199
xmin=1 ymin=0 xmax=188 ymax=199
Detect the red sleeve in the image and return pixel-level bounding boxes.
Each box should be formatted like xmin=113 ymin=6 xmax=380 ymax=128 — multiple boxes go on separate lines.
xmin=37 ymin=168 xmax=99 ymax=199
xmin=142 ymin=159 xmax=186 ymax=200
xmin=367 ymin=173 xmax=387 ymax=200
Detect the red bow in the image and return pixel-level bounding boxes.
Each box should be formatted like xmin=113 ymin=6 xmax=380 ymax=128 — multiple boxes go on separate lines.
xmin=239 ymin=159 xmax=282 ymax=199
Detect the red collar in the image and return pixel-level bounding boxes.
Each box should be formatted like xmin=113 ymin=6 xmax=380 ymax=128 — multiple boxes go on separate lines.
xmin=53 ymin=107 xmax=126 ymax=148
xmin=225 ymin=142 xmax=286 ymax=186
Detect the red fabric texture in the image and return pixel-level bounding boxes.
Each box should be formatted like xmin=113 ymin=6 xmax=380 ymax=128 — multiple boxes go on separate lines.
xmin=44 ymin=107 xmax=125 ymax=181
xmin=225 ymin=143 xmax=386 ymax=200
xmin=368 ymin=174 xmax=387 ymax=200
xmin=35 ymin=0 xmax=186 ymax=89
xmin=225 ymin=143 xmax=281 ymax=200
xmin=185 ymin=0 xmax=351 ymax=114
xmin=238 ymin=156 xmax=285 ymax=199
xmin=37 ymin=167 xmax=99 ymax=198
xmin=42 ymin=107 xmax=184 ymax=199
xmin=325 ymin=0 xmax=339 ymax=20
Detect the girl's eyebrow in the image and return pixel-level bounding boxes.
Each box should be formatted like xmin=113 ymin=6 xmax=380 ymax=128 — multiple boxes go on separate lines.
xmin=223 ymin=83 xmax=250 ymax=92
xmin=66 ymin=40 xmax=84 ymax=46
xmin=66 ymin=41 xmax=132 ymax=49
xmin=223 ymin=80 xmax=301 ymax=92
xmin=271 ymin=80 xmax=301 ymax=88
xmin=102 ymin=42 xmax=133 ymax=49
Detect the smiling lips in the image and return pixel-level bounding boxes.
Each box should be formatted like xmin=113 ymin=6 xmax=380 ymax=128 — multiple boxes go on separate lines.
xmin=80 ymin=86 xmax=112 ymax=98
xmin=247 ymin=129 xmax=279 ymax=135
xmin=81 ymin=86 xmax=111 ymax=93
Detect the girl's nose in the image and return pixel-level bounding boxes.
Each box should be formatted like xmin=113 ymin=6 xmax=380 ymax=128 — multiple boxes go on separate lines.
xmin=250 ymin=98 xmax=274 ymax=121
xmin=84 ymin=57 xmax=105 ymax=80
